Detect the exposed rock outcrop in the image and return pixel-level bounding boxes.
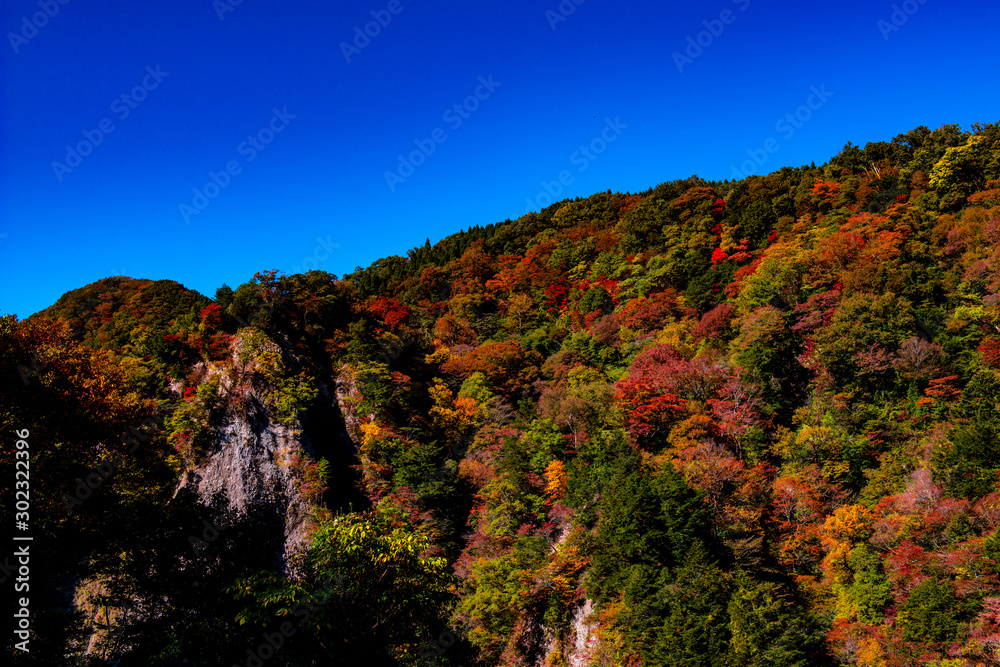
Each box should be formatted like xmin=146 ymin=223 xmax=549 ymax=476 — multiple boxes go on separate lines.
xmin=173 ymin=330 xmax=325 ymax=568
xmin=175 ymin=411 xmax=316 ymax=566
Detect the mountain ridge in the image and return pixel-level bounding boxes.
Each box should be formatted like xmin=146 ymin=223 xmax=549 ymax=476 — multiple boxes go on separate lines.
xmin=6 ymin=120 xmax=1000 ymax=666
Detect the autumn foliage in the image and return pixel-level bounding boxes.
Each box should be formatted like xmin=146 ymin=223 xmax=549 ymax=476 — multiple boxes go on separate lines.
xmin=14 ymin=121 xmax=1000 ymax=667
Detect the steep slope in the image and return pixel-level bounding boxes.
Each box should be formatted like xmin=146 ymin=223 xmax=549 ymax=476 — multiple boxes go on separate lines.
xmin=171 ymin=330 xmax=324 ymax=567
xmin=6 ymin=120 xmax=1000 ymax=667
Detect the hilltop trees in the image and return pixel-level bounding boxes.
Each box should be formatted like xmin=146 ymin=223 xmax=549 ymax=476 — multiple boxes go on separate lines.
xmin=16 ymin=121 xmax=1000 ymax=667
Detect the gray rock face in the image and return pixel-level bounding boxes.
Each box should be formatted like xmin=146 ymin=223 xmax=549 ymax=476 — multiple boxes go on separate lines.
xmin=567 ymin=599 xmax=598 ymax=667
xmin=334 ymin=365 xmax=364 ymax=447
xmin=74 ymin=328 xmax=350 ymax=657
xmin=173 ymin=330 xmax=321 ymax=569
xmin=175 ymin=410 xmax=315 ymax=567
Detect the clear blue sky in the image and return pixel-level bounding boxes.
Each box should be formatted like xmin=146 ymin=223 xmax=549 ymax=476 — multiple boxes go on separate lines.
xmin=2 ymin=0 xmax=998 ymax=317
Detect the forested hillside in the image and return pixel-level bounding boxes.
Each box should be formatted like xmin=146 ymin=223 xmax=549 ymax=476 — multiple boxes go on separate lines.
xmin=5 ymin=121 xmax=1000 ymax=666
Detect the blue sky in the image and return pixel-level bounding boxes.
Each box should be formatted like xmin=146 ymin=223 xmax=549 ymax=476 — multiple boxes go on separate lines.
xmin=2 ymin=0 xmax=998 ymax=317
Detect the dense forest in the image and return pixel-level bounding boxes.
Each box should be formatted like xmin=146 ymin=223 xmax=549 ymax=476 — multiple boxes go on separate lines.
xmin=5 ymin=121 xmax=1000 ymax=666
